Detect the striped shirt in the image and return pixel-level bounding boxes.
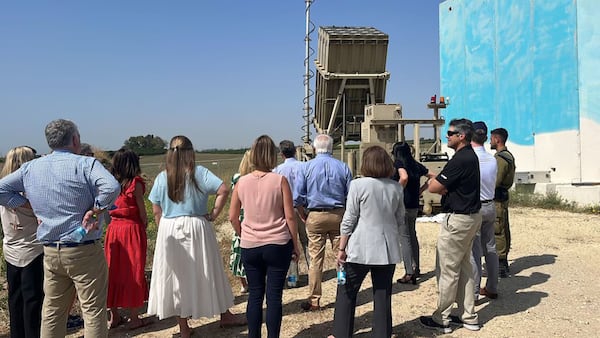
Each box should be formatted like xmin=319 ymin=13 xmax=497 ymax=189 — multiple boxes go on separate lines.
xmin=0 ymin=150 xmax=120 ymax=242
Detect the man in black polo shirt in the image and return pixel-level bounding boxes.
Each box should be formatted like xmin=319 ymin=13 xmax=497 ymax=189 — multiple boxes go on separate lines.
xmin=420 ymin=118 xmax=482 ymax=333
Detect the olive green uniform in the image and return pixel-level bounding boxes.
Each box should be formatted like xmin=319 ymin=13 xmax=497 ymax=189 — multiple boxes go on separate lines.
xmin=494 ymin=149 xmax=515 ymax=261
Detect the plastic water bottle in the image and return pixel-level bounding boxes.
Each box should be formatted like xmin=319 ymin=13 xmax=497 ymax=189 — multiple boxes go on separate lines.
xmin=287 ymin=261 xmax=298 ymax=288
xmin=71 ymin=226 xmax=88 ymax=242
xmin=337 ymin=265 xmax=346 ymax=285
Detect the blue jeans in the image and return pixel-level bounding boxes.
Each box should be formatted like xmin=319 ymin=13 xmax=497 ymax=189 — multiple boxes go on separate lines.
xmin=242 ymin=240 xmax=292 ymax=338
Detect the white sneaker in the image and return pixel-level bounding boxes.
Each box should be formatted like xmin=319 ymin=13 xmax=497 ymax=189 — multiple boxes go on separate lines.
xmin=462 ymin=322 xmax=480 ymax=331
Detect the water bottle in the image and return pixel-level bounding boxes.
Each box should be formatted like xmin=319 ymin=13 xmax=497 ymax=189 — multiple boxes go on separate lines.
xmin=337 ymin=265 xmax=346 ymax=285
xmin=71 ymin=226 xmax=88 ymax=242
xmin=287 ymin=261 xmax=298 ymax=288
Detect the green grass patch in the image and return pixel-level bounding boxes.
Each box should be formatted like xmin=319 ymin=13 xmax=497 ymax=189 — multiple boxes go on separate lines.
xmin=510 ymin=190 xmax=600 ymax=214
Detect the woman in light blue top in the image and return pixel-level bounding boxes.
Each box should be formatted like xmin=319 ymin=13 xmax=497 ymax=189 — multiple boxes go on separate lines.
xmin=147 ymin=135 xmax=245 ymax=338
xmin=329 ymin=146 xmax=405 ymax=338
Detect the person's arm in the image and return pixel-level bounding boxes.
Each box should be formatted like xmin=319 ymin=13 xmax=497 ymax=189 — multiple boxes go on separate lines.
xmin=296 ymin=205 xmax=307 ymax=223
xmin=208 ymin=183 xmax=229 ymax=222
xmin=398 ymin=168 xmax=408 ymax=187
xmin=228 ymin=184 xmax=242 ymax=236
xmin=282 ymin=176 xmax=299 ymax=262
xmin=419 ymin=170 xmax=437 ymax=195
xmin=336 ymin=234 xmax=350 ymax=265
xmin=427 ymin=177 xmax=447 ymax=195
xmin=337 ymin=181 xmax=358 ymax=265
xmin=152 ymin=204 xmax=162 ymax=227
xmin=134 ymin=181 xmax=148 ymax=228
xmin=293 ymin=165 xmax=307 ymax=210
xmin=0 ymin=169 xmax=28 ymax=209
xmin=495 ymin=157 xmax=507 ymax=188
xmin=90 ymin=160 xmax=120 ymax=211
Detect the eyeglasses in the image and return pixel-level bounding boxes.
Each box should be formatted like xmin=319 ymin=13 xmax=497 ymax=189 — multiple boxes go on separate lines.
xmin=447 ymin=130 xmax=461 ymax=137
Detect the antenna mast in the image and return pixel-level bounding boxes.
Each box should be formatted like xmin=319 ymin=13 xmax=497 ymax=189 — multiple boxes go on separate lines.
xmin=302 ymin=0 xmax=315 ymax=146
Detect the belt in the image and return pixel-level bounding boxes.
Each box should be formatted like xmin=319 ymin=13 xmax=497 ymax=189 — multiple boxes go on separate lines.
xmin=481 ymin=200 xmax=493 ymax=203
xmin=43 ymin=240 xmax=97 ymax=248
xmin=308 ymin=207 xmax=342 ymax=212
xmin=452 ymin=211 xmax=480 ymax=215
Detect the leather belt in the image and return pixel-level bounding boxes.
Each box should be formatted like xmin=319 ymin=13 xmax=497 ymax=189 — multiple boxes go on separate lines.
xmin=308 ymin=207 xmax=342 ymax=212
xmin=43 ymin=240 xmax=96 ymax=248
xmin=481 ymin=200 xmax=493 ymax=203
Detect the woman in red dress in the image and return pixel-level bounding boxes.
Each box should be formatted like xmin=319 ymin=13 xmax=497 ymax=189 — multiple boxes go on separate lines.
xmin=105 ymin=148 xmax=149 ymax=329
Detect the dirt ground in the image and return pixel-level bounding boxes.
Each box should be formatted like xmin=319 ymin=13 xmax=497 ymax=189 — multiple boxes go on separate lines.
xmin=18 ymin=206 xmax=600 ymax=337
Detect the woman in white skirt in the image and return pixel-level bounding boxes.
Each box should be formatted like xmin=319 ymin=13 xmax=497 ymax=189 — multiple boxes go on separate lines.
xmin=148 ymin=135 xmax=246 ymax=338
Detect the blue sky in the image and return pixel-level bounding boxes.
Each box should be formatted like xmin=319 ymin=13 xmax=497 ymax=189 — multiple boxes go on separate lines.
xmin=0 ymin=1 xmax=443 ymax=155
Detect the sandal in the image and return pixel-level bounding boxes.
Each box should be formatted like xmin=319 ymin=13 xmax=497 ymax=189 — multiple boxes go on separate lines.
xmin=127 ymin=318 xmax=150 ymax=330
xmin=219 ymin=313 xmax=247 ymax=328
xmin=397 ymin=274 xmax=417 ymax=285
xmin=108 ymin=313 xmax=124 ymax=329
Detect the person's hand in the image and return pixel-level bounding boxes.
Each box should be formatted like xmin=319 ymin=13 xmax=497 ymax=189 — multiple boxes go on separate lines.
xmin=291 ymin=246 xmax=300 ymax=263
xmin=336 ymin=249 xmax=347 ymax=266
xmin=82 ymin=210 xmax=100 ymax=231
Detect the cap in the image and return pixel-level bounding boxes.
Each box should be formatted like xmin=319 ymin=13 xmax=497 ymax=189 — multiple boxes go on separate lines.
xmin=473 ymin=121 xmax=488 ymax=134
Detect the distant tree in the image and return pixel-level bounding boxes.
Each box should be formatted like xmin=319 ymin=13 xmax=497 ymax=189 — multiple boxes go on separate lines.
xmin=123 ymin=135 xmax=167 ymax=155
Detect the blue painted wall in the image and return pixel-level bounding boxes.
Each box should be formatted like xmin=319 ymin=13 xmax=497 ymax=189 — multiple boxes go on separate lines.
xmin=439 ymin=0 xmax=580 ymax=146
xmin=578 ymin=0 xmax=600 ymax=123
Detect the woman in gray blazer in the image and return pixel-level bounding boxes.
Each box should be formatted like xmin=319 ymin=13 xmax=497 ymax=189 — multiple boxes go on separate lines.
xmin=329 ymin=146 xmax=405 ymax=338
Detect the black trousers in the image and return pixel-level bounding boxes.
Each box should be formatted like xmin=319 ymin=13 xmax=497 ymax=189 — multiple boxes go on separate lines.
xmin=332 ymin=262 xmax=395 ymax=338
xmin=6 ymin=254 xmax=44 ymax=338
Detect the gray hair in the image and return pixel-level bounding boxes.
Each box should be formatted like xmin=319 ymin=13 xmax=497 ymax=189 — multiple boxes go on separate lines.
xmin=80 ymin=143 xmax=94 ymax=156
xmin=449 ymin=118 xmax=474 ymax=143
xmin=313 ymin=134 xmax=333 ymax=154
xmin=45 ymin=119 xmax=79 ymax=149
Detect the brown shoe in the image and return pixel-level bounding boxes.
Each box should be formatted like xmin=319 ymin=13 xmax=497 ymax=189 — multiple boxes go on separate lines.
xmin=300 ymin=301 xmax=320 ymax=312
xmin=480 ymin=287 xmax=498 ymax=299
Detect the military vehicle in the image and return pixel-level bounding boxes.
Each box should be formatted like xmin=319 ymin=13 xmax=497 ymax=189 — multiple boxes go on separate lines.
xmin=302 ymin=24 xmax=448 ymax=214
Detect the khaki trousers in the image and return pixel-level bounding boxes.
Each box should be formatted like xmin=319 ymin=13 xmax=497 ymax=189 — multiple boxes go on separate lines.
xmin=306 ymin=209 xmax=344 ymax=306
xmin=494 ymin=200 xmax=511 ymax=259
xmin=433 ymin=212 xmax=481 ymax=326
xmin=42 ymin=242 xmax=108 ymax=338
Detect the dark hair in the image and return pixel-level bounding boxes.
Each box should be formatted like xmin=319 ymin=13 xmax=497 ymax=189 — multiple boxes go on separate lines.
xmin=251 ymin=135 xmax=278 ymax=172
xmin=279 ymin=140 xmax=296 ymax=158
xmin=361 ymin=146 xmax=394 ymax=178
xmin=391 ymin=141 xmax=423 ymax=180
xmin=111 ymin=148 xmax=142 ymax=192
xmin=472 ymin=130 xmax=488 ymax=145
xmin=449 ymin=118 xmax=474 ymax=142
xmin=491 ymin=128 xmax=509 ymax=143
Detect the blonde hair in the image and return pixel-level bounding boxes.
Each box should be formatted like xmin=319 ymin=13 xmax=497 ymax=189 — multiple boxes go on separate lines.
xmin=1 ymin=146 xmax=36 ymax=178
xmin=250 ymin=135 xmax=278 ymax=172
xmin=166 ymin=135 xmax=200 ymax=202
xmin=238 ymin=150 xmax=254 ymax=176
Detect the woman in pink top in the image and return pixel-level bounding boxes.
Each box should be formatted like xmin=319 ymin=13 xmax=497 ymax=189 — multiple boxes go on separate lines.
xmin=229 ymin=135 xmax=299 ymax=338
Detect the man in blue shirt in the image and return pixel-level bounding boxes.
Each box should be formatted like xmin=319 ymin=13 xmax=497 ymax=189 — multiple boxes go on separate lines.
xmin=0 ymin=119 xmax=120 ymax=338
xmin=274 ymin=140 xmax=309 ymax=269
xmin=294 ymin=134 xmax=353 ymax=311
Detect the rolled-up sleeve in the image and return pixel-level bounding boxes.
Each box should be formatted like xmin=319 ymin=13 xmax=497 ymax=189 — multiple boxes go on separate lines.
xmin=90 ymin=160 xmax=120 ymax=209
xmin=0 ymin=169 xmax=28 ymax=208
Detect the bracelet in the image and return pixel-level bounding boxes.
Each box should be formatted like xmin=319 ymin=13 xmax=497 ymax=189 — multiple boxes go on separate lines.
xmin=339 ymin=248 xmax=345 ymax=251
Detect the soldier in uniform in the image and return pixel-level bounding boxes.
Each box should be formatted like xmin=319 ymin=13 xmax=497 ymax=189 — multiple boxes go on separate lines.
xmin=490 ymin=128 xmax=516 ymax=278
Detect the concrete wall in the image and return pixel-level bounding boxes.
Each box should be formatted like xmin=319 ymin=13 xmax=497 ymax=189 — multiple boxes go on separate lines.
xmin=439 ymin=0 xmax=600 ymax=187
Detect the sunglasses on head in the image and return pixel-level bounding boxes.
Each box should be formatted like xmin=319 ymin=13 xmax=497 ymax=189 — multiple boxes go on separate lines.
xmin=447 ymin=130 xmax=461 ymax=137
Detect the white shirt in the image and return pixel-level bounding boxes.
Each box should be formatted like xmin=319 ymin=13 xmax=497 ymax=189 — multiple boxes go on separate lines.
xmin=473 ymin=144 xmax=497 ymax=201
